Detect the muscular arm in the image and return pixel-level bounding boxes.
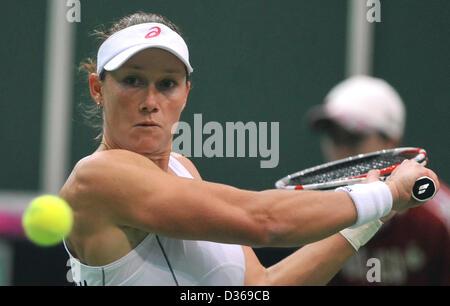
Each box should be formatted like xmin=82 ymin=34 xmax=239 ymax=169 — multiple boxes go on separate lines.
xmin=243 ymin=233 xmax=356 ymax=286
xmin=66 ymin=149 xmax=357 ymax=247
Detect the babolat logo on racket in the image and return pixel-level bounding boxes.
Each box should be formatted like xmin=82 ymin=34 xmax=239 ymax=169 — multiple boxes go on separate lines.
xmin=412 ymin=177 xmax=436 ymax=202
xmin=418 ymin=183 xmax=430 ymax=195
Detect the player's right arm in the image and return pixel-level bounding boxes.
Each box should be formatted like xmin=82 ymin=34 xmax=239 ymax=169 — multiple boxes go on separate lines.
xmin=64 ymin=149 xmax=438 ymax=248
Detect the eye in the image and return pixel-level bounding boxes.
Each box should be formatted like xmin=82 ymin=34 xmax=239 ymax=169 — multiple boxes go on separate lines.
xmin=122 ymin=76 xmax=145 ymax=87
xmin=158 ymin=79 xmax=177 ymax=91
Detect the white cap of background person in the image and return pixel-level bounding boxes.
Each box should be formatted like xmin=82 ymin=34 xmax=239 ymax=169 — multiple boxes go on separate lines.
xmin=307 ymin=75 xmax=406 ymax=141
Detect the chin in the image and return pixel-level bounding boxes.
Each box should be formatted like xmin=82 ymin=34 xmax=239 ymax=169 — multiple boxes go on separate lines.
xmin=133 ymin=143 xmax=157 ymax=153
xmin=134 ymin=140 xmax=170 ymax=155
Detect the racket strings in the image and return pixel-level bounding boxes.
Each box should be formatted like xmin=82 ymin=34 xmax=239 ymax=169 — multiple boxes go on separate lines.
xmin=288 ymin=154 xmax=408 ymax=185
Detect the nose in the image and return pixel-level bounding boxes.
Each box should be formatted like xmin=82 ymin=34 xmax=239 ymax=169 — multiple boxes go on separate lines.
xmin=140 ymin=84 xmax=159 ymax=113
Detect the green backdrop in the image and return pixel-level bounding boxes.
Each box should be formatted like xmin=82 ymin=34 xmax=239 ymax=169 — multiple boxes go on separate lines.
xmin=1 ymin=0 xmax=449 ymax=193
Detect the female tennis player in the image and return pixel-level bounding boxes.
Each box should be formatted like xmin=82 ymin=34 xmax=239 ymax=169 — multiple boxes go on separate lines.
xmin=61 ymin=12 xmax=439 ymax=286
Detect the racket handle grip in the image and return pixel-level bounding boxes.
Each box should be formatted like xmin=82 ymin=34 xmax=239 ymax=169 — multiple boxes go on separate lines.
xmin=412 ymin=176 xmax=437 ymax=202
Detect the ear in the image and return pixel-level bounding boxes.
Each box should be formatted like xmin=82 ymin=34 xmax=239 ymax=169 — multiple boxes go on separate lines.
xmin=181 ymin=81 xmax=191 ymax=111
xmin=89 ymin=73 xmax=103 ymax=106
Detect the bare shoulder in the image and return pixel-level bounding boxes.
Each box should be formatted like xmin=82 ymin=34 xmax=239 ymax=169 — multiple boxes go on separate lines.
xmin=60 ymin=150 xmax=161 ymax=265
xmin=79 ymin=149 xmax=157 ymax=171
xmin=60 ymin=150 xmax=161 ymax=207
xmin=170 ymin=152 xmax=202 ymax=180
xmin=79 ymin=149 xmax=160 ymax=181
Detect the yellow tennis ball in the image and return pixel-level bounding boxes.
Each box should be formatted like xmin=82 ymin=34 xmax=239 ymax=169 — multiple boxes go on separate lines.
xmin=22 ymin=195 xmax=73 ymax=247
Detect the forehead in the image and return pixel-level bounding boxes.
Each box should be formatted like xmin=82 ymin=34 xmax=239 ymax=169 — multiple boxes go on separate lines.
xmin=121 ymin=48 xmax=186 ymax=73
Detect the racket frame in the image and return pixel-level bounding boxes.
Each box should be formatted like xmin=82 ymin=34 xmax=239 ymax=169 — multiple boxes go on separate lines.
xmin=276 ymin=147 xmax=427 ymax=191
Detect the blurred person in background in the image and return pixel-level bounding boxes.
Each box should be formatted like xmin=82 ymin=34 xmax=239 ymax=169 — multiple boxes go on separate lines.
xmin=306 ymin=75 xmax=450 ymax=285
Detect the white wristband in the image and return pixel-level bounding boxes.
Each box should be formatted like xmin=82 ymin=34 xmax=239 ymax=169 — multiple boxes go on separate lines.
xmin=336 ymin=181 xmax=392 ymax=228
xmin=340 ymin=220 xmax=383 ymax=251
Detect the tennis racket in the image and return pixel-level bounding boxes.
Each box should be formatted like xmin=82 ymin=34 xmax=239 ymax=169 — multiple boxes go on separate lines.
xmin=275 ymin=147 xmax=436 ymax=202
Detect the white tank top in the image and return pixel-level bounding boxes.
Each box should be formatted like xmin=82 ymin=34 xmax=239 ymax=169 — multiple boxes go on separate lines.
xmin=64 ymin=155 xmax=245 ymax=286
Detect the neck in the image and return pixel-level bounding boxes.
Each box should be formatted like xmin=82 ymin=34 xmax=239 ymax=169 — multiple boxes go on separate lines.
xmin=99 ymin=137 xmax=171 ymax=172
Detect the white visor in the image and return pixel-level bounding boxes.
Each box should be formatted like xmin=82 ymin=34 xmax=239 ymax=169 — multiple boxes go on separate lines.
xmin=97 ymin=22 xmax=193 ymax=75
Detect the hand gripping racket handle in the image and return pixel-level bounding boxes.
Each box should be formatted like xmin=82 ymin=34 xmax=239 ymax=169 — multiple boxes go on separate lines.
xmin=412 ymin=176 xmax=437 ymax=202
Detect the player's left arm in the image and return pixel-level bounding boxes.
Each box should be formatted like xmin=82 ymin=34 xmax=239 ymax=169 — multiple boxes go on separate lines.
xmin=242 ymin=233 xmax=355 ymax=286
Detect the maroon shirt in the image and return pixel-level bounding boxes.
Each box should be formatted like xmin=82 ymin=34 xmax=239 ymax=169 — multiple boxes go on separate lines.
xmin=330 ymin=181 xmax=450 ymax=286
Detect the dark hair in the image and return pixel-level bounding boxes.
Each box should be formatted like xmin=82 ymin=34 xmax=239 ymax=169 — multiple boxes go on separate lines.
xmin=78 ymin=12 xmax=189 ymax=140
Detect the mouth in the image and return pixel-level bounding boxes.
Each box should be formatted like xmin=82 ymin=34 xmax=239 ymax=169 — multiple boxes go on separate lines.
xmin=135 ymin=121 xmax=160 ymax=128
